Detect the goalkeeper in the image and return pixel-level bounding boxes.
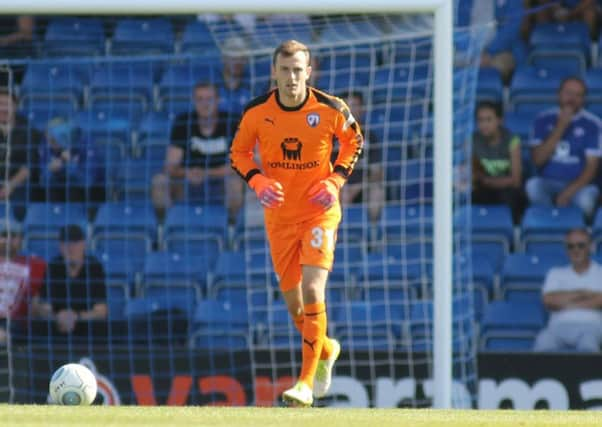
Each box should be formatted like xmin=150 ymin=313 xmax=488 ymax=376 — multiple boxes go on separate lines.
xmin=230 ymin=39 xmax=363 ymax=407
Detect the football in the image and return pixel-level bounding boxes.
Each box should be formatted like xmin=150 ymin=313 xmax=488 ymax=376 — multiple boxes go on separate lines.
xmin=49 ymin=363 xmax=97 ymax=405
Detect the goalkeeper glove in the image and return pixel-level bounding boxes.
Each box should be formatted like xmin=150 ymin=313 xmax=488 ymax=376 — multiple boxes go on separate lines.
xmin=249 ymin=174 xmax=284 ymax=209
xmin=308 ymin=173 xmax=346 ymax=209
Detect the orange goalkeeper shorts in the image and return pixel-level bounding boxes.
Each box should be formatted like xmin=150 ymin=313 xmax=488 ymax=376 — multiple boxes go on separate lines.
xmin=265 ymin=208 xmax=341 ymax=292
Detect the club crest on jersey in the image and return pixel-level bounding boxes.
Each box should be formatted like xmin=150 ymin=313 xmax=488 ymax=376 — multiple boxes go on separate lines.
xmin=306 ymin=113 xmax=320 ymax=127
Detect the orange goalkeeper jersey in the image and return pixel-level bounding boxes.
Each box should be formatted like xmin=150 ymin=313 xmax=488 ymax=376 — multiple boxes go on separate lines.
xmin=230 ymin=87 xmax=364 ymax=225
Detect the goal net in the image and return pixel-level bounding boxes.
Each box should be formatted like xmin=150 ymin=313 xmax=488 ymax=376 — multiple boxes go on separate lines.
xmin=0 ymin=12 xmax=486 ymax=407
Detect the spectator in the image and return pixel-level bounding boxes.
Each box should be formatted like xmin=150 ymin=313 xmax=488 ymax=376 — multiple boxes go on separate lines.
xmin=0 ymin=88 xmax=42 ymax=220
xmin=480 ymin=0 xmax=528 ymax=84
xmin=0 ymin=218 xmax=46 ymax=345
xmin=218 ymin=36 xmax=251 ymax=121
xmin=334 ymin=90 xmax=384 ymax=223
xmin=39 ymin=118 xmax=105 ymax=203
xmin=32 ymin=225 xmax=107 ymax=336
xmin=472 ymin=101 xmax=526 ymax=223
xmin=526 ymin=77 xmax=601 ymax=220
xmin=533 ymin=228 xmax=602 ymax=352
xmin=0 ymin=16 xmax=35 ymax=85
xmin=151 ymin=82 xmax=244 ymax=223
xmin=524 ymin=0 xmax=598 ymax=39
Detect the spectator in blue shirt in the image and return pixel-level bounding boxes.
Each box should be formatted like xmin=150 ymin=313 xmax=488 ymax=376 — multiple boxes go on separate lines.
xmin=40 ymin=118 xmax=105 ymax=203
xmin=526 ymin=77 xmax=602 ymax=220
xmin=480 ymin=0 xmax=528 ymax=84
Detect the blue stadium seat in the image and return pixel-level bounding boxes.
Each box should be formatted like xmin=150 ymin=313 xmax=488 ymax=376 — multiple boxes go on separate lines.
xmin=113 ymin=157 xmax=161 ymax=202
xmin=43 ymin=18 xmax=105 ymax=57
xmin=142 ymin=251 xmax=211 ymax=299
xmin=585 ymin=69 xmax=602 ymax=104
xmin=378 ymin=204 xmax=433 ymax=242
xmin=409 ymin=297 xmax=475 ymax=352
xmin=500 ymin=252 xmax=568 ymax=302
xmin=135 ymin=111 xmax=173 ymax=171
xmin=125 ymin=295 xmax=195 ymax=320
xmin=88 ymin=64 xmax=155 ymax=120
xmin=193 ymin=298 xmax=252 ymax=331
xmin=20 ymin=103 xmax=78 ymax=131
xmin=481 ymin=300 xmax=546 ymax=335
xmin=339 ymin=205 xmax=370 ymax=242
xmin=189 ymin=328 xmax=250 ymax=350
xmin=528 ymin=23 xmax=589 ymax=75
xmin=456 ymin=204 xmax=514 ymax=257
xmin=75 ymin=109 xmax=133 ymax=149
xmin=211 ymin=250 xmax=276 ymax=288
xmin=179 ymin=20 xmax=220 ymax=55
xmin=100 ymin=249 xmax=136 ymax=322
xmin=504 ymin=110 xmax=533 ymax=142
xmin=92 ymin=203 xmax=157 ymax=260
xmin=20 ymin=63 xmax=88 ymax=111
xmin=509 ymin=66 xmax=575 ymax=112
xmin=476 ymin=67 xmax=503 ymax=102
xmin=590 ymin=208 xmax=602 ymax=252
xmin=157 ymin=61 xmax=223 ymax=112
xmin=111 ymin=18 xmax=174 ymax=55
xmin=480 ymin=330 xmax=537 ymax=352
xmin=400 ymin=159 xmax=433 ymax=204
xmin=520 ymin=206 xmax=584 ymax=253
xmin=93 ymin=202 xmax=157 ymax=237
xmin=23 ymin=236 xmax=60 ymax=261
xmin=23 ymin=203 xmax=87 ymax=237
xmin=331 ymin=301 xmax=402 ymax=349
xmin=253 ymin=20 xmax=313 ymax=47
xmin=164 ymin=204 xmax=228 ymax=251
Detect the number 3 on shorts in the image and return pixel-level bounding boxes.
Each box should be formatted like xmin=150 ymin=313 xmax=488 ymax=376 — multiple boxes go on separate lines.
xmin=310 ymin=226 xmax=335 ymax=251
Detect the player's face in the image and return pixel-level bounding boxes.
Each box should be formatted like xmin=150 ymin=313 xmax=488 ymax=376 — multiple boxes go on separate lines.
xmin=476 ymin=108 xmax=500 ymax=138
xmin=559 ymin=80 xmax=585 ymax=113
xmin=194 ymin=86 xmax=219 ymax=119
xmin=273 ymin=51 xmax=312 ymax=105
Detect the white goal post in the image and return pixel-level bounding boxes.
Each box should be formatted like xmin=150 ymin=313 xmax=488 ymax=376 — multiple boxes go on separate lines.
xmin=0 ymin=0 xmax=454 ymax=409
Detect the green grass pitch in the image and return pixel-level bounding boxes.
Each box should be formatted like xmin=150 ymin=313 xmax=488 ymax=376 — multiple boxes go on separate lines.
xmin=3 ymin=405 xmax=602 ymax=427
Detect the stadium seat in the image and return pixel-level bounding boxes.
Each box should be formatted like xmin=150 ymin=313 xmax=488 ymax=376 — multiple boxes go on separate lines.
xmin=409 ymin=297 xmax=476 ymax=352
xmin=124 ymin=296 xmax=192 ymax=345
xmin=520 ymin=206 xmax=584 ymax=253
xmin=164 ymin=204 xmax=228 ymax=251
xmin=339 ymin=205 xmax=370 ymax=242
xmin=317 ymin=19 xmax=383 ymax=43
xmin=23 ymin=236 xmax=61 ymax=261
xmin=509 ymin=66 xmax=575 ymax=112
xmin=193 ymin=298 xmax=253 ymax=331
xmin=179 ymin=20 xmax=220 ymax=55
xmin=589 ymin=209 xmax=602 ymax=252
xmin=500 ymin=252 xmax=568 ymax=302
xmin=476 ymin=67 xmax=503 ymax=102
xmin=400 ymin=159 xmax=434 ymax=204
xmin=20 ymin=63 xmax=88 ymax=111
xmin=93 ymin=202 xmax=157 ymax=237
xmin=331 ymin=301 xmax=402 ymax=349
xmin=378 ymin=204 xmax=433 ymax=242
xmin=111 ymin=18 xmax=175 ymax=55
xmin=43 ymin=18 xmax=106 ymax=57
xmin=458 ymin=204 xmax=513 ymax=251
xmin=112 ymin=157 xmax=161 ymax=202
xmin=480 ymin=330 xmax=537 ymax=352
xmin=142 ymin=251 xmax=212 ymax=299
xmin=504 ymin=110 xmax=533 ymax=142
xmin=92 ymin=203 xmax=157 ymax=260
xmin=136 ymin=111 xmax=174 ymax=166
xmin=75 ymin=109 xmax=133 ymax=149
xmin=157 ymin=61 xmax=223 ymax=112
xmin=211 ymin=250 xmax=277 ymax=289
xmin=480 ymin=300 xmax=546 ymax=335
xmin=528 ymin=23 xmax=590 ymax=74
xmin=87 ymin=64 xmax=155 ymax=120
xmin=23 ymin=203 xmax=87 ymax=237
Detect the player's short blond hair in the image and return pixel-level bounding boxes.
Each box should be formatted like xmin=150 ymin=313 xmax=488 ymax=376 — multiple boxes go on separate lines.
xmin=272 ymin=40 xmax=311 ymax=66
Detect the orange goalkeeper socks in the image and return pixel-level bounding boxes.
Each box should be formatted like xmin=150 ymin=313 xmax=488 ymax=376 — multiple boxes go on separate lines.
xmin=294 ymin=311 xmax=333 ymax=360
xmin=299 ymin=302 xmax=327 ymax=388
